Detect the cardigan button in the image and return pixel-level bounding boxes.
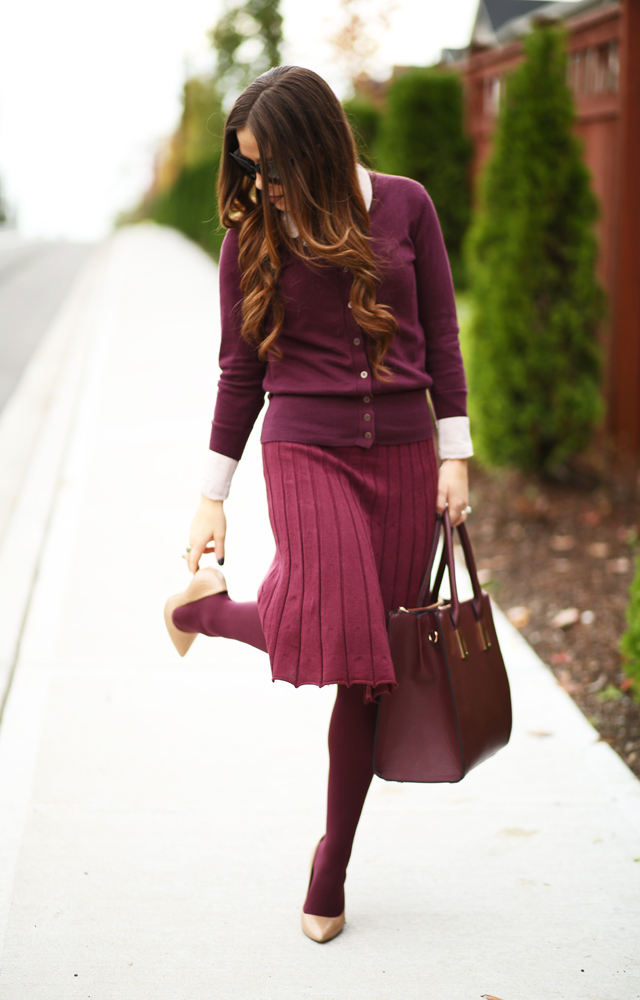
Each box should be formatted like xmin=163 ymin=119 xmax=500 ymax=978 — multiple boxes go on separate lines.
xmin=364 ymin=431 xmax=372 ymax=439
xmin=354 ymin=337 xmax=361 ymax=345
xmin=364 ymin=413 xmax=371 ymax=421
xmin=363 ymin=396 xmax=370 ymax=403
xmin=343 ymin=267 xmax=349 ymax=272
xmin=360 ymin=371 xmax=368 ymax=378
xmin=348 ymin=302 xmax=352 ymax=309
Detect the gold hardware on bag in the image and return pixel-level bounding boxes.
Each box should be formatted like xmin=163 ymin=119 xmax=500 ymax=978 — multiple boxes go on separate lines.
xmin=455 ymin=628 xmax=469 ymax=659
xmin=428 ymin=631 xmax=439 ymax=644
xmin=477 ymin=619 xmax=492 ymax=651
xmin=398 ymin=598 xmax=445 ymax=613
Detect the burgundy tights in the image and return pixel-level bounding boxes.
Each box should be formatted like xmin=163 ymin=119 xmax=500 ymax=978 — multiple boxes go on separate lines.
xmin=172 ymin=593 xmax=378 ymax=918
xmin=172 ymin=592 xmax=268 ymax=652
xmin=303 ymin=683 xmax=378 ymax=917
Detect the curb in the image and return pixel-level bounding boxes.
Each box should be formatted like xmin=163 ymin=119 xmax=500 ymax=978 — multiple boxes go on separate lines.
xmin=0 ymin=239 xmax=114 ymax=715
xmin=454 ymin=557 xmax=640 ymax=828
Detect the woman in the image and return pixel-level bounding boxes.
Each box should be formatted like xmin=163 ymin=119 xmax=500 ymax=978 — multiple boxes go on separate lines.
xmin=164 ymin=65 xmax=472 ymax=943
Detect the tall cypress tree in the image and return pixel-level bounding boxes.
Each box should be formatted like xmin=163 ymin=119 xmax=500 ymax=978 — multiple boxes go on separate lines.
xmin=210 ymin=0 xmax=283 ymax=109
xmin=131 ymin=0 xmax=283 ymax=259
xmin=342 ymin=96 xmax=381 ymax=169
xmin=466 ymin=25 xmax=604 ymax=474
xmin=376 ymin=69 xmax=472 ymax=288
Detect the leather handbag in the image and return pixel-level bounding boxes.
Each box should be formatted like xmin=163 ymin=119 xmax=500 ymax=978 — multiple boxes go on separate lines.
xmin=374 ymin=508 xmax=512 ymax=783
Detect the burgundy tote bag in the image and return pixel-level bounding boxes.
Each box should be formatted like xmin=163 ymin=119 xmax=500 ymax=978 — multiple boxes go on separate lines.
xmin=374 ymin=509 xmax=512 ymax=783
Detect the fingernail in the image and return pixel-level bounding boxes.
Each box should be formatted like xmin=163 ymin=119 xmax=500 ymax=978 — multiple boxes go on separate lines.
xmin=217 ymin=557 xmax=224 ymax=566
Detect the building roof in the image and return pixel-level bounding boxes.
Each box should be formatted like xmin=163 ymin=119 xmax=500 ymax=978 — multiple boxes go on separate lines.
xmin=471 ymin=1 xmax=548 ymax=46
xmin=485 ymin=1 xmax=550 ymax=33
xmin=470 ymin=0 xmax=618 ymax=48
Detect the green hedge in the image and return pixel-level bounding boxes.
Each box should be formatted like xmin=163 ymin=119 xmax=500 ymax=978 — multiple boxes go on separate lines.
xmin=343 ymin=97 xmax=382 ymax=169
xmin=376 ymin=68 xmax=472 ymax=288
xmin=621 ymin=557 xmax=640 ymax=699
xmin=146 ymin=152 xmax=224 ymax=260
xmin=465 ymin=25 xmax=604 ymax=474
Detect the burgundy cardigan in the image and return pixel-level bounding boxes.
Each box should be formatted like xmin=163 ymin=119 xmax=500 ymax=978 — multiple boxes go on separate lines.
xmin=209 ymin=171 xmax=467 ymax=462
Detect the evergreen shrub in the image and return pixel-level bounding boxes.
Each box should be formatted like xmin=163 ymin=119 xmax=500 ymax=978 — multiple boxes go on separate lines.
xmin=466 ymin=26 xmax=604 ymax=474
xmin=376 ymin=68 xmax=472 ymax=287
xmin=621 ymin=557 xmax=640 ymax=699
xmin=343 ymin=97 xmax=381 ymax=168
xmin=147 ymin=153 xmax=224 ymax=260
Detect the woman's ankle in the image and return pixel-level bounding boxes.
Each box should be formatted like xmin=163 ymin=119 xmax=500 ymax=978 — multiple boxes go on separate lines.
xmin=303 ymin=838 xmax=347 ymax=918
xmin=172 ymin=591 xmax=229 ymax=636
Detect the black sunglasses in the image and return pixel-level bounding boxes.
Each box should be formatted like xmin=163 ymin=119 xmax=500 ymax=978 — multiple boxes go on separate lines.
xmin=229 ymin=148 xmax=282 ymax=185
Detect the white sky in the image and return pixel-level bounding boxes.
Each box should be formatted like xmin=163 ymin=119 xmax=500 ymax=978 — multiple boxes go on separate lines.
xmin=0 ymin=0 xmax=479 ymax=241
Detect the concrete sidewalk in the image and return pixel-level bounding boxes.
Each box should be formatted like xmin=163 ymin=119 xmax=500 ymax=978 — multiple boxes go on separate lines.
xmin=0 ymin=224 xmax=637 ymax=1000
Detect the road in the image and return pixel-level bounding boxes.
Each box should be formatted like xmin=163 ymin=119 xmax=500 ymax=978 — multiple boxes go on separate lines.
xmin=0 ymin=230 xmax=92 ymax=413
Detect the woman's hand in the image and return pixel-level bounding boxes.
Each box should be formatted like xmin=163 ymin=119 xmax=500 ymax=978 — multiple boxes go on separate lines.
xmin=186 ymin=495 xmax=226 ymax=573
xmin=436 ymin=459 xmax=469 ymax=527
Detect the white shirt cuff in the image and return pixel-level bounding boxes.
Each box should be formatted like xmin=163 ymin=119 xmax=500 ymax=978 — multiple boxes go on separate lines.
xmin=436 ymin=416 xmax=474 ymax=460
xmin=200 ymin=450 xmax=239 ymax=501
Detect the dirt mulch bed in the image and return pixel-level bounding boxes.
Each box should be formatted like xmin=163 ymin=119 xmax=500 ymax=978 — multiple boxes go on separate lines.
xmin=465 ymin=464 xmax=640 ymax=778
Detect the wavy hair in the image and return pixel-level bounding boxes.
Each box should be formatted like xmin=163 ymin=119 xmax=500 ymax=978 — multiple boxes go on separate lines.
xmin=217 ymin=66 xmax=397 ymax=379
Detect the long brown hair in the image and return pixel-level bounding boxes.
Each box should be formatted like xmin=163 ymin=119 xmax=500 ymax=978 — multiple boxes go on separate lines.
xmin=217 ymin=66 xmax=397 ymax=379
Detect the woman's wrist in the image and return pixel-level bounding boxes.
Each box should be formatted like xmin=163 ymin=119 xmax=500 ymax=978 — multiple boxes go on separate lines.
xmin=199 ymin=494 xmax=224 ymax=507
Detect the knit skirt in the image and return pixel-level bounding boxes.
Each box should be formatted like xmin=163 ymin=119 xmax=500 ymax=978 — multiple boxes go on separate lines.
xmin=257 ymin=438 xmax=439 ymax=702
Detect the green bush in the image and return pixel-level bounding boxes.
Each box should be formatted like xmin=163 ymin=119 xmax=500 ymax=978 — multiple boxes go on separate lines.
xmin=376 ymin=68 xmax=472 ymax=288
xmin=343 ymin=97 xmax=382 ymax=169
xmin=621 ymin=557 xmax=640 ymax=699
xmin=147 ymin=153 xmax=224 ymax=260
xmin=465 ymin=25 xmax=604 ymax=474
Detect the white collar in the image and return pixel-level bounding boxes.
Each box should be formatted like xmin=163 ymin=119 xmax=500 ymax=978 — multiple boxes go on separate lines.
xmin=357 ymin=162 xmax=373 ymax=210
xmin=282 ymin=163 xmax=373 ymax=238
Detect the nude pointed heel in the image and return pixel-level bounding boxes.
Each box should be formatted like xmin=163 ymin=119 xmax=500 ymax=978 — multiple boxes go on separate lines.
xmin=300 ymin=839 xmax=346 ymax=944
xmin=164 ymin=566 xmax=227 ymax=656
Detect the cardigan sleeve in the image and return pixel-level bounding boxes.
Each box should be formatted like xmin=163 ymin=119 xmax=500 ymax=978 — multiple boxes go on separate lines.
xmin=209 ymin=229 xmax=267 ymax=461
xmin=412 ymin=190 xmax=468 ymax=421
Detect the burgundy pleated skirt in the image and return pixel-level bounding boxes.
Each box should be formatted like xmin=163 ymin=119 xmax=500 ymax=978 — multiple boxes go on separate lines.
xmin=257 ymin=439 xmax=438 ymax=702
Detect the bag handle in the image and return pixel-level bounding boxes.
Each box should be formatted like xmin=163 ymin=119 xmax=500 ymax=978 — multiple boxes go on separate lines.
xmin=416 ymin=509 xmax=484 ymax=627
xmin=417 ymin=513 xmax=444 ymax=608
